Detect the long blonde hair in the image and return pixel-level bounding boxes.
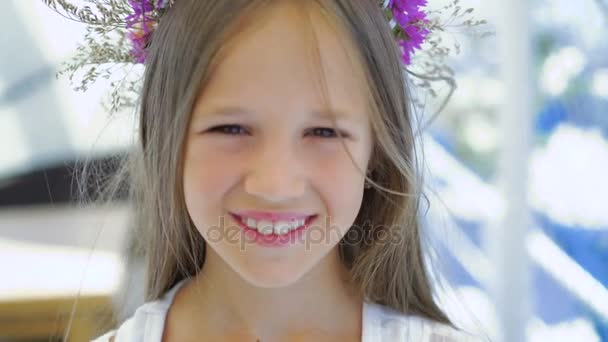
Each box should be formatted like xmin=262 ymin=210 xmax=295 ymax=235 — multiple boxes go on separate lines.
xmin=104 ymin=0 xmax=451 ymax=326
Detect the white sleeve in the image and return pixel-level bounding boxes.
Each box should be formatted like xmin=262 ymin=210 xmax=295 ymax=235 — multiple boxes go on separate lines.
xmin=90 ymin=310 xmax=151 ymax=342
xmin=90 ymin=329 xmax=116 ymax=342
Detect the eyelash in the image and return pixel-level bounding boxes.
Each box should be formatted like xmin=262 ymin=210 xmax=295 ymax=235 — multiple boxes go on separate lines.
xmin=208 ymin=125 xmax=347 ymax=138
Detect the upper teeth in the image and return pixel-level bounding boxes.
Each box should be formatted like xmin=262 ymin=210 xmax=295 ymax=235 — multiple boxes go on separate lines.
xmin=241 ymin=216 xmax=307 ymax=235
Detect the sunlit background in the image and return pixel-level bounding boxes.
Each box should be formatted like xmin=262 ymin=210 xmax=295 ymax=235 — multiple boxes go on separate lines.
xmin=1 ymin=0 xmax=606 ymax=341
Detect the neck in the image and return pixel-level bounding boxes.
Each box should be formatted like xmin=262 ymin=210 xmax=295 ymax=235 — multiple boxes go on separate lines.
xmin=183 ymin=246 xmax=363 ymax=340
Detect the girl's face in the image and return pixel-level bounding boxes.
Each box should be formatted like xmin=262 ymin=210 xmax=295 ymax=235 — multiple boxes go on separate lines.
xmin=183 ymin=3 xmax=373 ymax=288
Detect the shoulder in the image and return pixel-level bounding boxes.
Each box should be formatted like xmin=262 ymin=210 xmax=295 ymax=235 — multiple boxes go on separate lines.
xmin=363 ymin=301 xmax=486 ymax=342
xmin=90 ymin=300 xmax=169 ymax=342
xmin=91 ymin=280 xmax=189 ymax=342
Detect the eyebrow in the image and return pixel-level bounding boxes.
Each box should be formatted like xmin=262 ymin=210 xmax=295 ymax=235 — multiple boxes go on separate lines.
xmin=311 ymin=109 xmax=352 ymax=121
xmin=200 ymin=106 xmax=360 ymax=123
xmin=199 ymin=106 xmax=248 ymax=117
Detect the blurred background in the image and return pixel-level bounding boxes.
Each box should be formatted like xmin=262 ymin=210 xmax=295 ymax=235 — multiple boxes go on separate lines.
xmin=0 ymin=0 xmax=606 ymax=341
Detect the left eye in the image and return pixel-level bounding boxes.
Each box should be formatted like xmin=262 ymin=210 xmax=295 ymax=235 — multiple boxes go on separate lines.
xmin=308 ymin=127 xmax=343 ymax=138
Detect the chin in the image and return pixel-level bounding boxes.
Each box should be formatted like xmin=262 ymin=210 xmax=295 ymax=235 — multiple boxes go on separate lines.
xmin=237 ymin=262 xmax=308 ymax=288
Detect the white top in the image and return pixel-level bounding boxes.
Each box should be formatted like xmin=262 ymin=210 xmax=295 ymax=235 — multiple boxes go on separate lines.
xmin=92 ymin=279 xmax=484 ymax=341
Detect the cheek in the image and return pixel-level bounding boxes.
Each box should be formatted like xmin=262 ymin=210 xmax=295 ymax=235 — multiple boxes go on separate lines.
xmin=309 ymin=144 xmax=368 ymax=231
xmin=182 ymin=143 xmax=242 ymax=228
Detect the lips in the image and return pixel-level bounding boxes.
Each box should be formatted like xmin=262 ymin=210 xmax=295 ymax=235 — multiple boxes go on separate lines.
xmin=229 ymin=213 xmax=318 ymax=247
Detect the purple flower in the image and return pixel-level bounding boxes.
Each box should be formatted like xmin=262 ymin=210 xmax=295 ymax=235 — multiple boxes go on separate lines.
xmin=127 ymin=30 xmax=149 ymax=64
xmin=125 ymin=0 xmax=161 ymax=63
xmin=388 ymin=0 xmax=430 ymax=65
xmin=125 ymin=0 xmax=155 ymax=30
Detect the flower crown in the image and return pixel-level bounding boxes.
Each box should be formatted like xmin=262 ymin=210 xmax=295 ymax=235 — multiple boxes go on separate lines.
xmin=43 ymin=0 xmax=488 ymax=120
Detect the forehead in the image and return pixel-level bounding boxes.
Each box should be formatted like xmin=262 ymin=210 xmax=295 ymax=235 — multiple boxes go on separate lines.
xmin=195 ymin=1 xmax=370 ymax=121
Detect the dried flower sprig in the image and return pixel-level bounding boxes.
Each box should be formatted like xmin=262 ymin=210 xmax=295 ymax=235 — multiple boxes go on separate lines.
xmin=384 ymin=0 xmax=492 ymax=129
xmin=43 ymin=0 xmax=145 ymax=114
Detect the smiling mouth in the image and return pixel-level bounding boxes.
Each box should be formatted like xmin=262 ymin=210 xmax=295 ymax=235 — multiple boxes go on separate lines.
xmin=229 ymin=213 xmax=317 ymax=236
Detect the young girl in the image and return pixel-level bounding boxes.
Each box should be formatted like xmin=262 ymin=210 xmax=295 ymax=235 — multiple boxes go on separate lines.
xmin=61 ymin=0 xmax=483 ymax=340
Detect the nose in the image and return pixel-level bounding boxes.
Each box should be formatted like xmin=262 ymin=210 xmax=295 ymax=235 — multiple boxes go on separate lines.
xmin=244 ymin=137 xmax=307 ymax=203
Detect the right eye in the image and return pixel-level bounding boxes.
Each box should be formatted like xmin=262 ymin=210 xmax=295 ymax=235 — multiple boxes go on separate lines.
xmin=208 ymin=125 xmax=248 ymax=135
